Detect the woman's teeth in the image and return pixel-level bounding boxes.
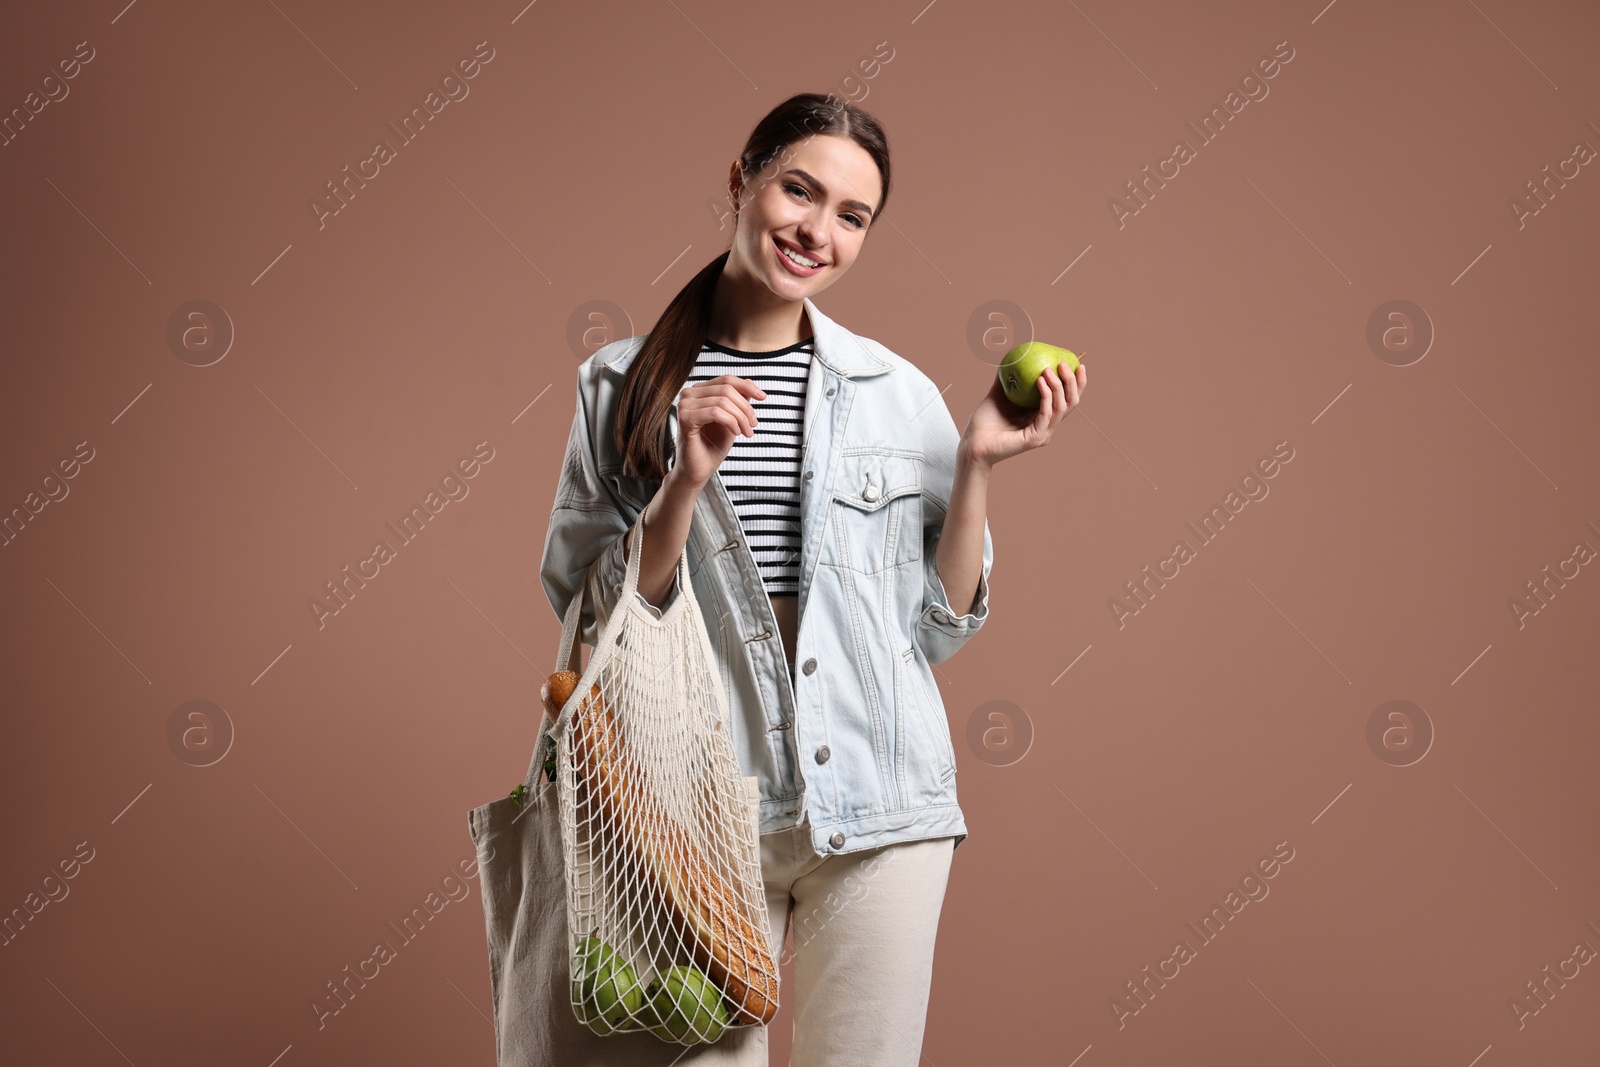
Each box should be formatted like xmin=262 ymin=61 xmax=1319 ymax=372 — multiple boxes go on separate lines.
xmin=780 ymin=245 xmax=821 ymax=268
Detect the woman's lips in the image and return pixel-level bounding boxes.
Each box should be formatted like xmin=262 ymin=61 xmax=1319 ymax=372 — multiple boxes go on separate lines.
xmin=773 ymin=237 xmax=824 ymax=277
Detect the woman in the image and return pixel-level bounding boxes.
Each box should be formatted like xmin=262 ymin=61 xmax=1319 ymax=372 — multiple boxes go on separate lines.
xmin=540 ymin=93 xmax=1085 ymax=1065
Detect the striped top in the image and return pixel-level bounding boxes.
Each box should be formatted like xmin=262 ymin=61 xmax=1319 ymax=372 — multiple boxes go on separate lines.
xmin=684 ymin=336 xmax=812 ymax=595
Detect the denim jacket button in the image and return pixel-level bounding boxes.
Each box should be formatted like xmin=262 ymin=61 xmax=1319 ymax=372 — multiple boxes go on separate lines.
xmin=815 ymin=745 xmax=830 ymax=764
xmin=802 ymin=658 xmax=817 ymax=675
xmin=803 ymin=470 xmax=814 ymax=481
xmin=862 ymin=484 xmax=879 ymax=502
xmin=829 ymin=831 xmax=845 ymax=849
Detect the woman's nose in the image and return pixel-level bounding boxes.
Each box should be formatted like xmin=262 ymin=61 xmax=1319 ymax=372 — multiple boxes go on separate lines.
xmin=796 ymin=211 xmax=825 ymax=248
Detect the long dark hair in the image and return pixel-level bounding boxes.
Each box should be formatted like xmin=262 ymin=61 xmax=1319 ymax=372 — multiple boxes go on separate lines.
xmin=613 ymin=93 xmax=892 ymax=480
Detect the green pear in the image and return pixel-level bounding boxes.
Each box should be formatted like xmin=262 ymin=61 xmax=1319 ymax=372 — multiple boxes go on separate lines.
xmin=998 ymin=341 xmax=1081 ymax=409
xmin=645 ymin=963 xmax=730 ymax=1044
xmin=571 ymin=936 xmax=644 ymax=1035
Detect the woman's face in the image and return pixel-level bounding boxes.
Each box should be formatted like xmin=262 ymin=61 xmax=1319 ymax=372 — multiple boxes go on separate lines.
xmin=728 ymin=133 xmax=882 ymax=301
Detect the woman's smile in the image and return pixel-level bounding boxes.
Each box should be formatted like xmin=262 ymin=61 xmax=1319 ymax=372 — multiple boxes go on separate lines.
xmin=773 ymin=235 xmax=826 ymax=277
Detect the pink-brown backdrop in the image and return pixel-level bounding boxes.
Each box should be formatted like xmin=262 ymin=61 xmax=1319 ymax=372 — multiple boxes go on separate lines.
xmin=3 ymin=0 xmax=1598 ymax=1064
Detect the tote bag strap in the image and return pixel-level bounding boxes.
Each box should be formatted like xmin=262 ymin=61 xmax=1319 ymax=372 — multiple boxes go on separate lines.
xmin=526 ymin=504 xmax=691 ymax=788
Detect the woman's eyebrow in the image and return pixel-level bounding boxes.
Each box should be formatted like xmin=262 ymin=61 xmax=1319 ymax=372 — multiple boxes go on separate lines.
xmin=784 ymin=168 xmax=875 ymax=219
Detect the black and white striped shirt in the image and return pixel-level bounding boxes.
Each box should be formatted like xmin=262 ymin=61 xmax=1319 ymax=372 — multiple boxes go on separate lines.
xmin=684 ymin=336 xmax=812 ymax=595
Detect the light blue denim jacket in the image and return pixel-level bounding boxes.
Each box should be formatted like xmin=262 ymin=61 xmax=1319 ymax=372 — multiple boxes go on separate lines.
xmin=539 ymin=297 xmax=992 ymax=856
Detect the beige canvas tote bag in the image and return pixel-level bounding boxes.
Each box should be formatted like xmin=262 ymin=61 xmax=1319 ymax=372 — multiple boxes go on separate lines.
xmin=468 ymin=512 xmax=778 ymax=1065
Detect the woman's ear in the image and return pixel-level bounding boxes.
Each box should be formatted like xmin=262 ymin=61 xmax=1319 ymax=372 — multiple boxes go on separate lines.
xmin=727 ymin=159 xmax=745 ymax=217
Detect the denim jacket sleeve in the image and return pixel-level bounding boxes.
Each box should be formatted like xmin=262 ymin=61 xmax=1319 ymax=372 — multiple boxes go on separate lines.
xmin=914 ymin=375 xmax=993 ymax=665
xmin=539 ymin=370 xmax=683 ymax=648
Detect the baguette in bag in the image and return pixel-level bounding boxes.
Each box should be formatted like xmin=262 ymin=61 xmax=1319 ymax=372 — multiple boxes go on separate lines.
xmin=543 ymin=669 xmax=780 ymax=1027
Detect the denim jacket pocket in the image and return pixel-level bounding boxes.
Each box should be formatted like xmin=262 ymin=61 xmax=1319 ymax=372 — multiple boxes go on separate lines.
xmin=897 ymin=644 xmax=956 ymax=798
xmin=823 ymin=448 xmax=923 ymax=574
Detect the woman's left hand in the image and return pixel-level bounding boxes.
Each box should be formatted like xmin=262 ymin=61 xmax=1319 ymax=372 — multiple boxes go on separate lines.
xmin=958 ymin=359 xmax=1087 ymax=469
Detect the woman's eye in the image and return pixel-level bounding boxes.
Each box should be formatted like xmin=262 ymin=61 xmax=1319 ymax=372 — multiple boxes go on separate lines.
xmin=788 ymin=184 xmax=865 ymax=228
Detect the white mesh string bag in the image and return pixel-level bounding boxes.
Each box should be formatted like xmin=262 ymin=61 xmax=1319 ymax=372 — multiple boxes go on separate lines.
xmin=545 ymin=513 xmax=779 ymax=1046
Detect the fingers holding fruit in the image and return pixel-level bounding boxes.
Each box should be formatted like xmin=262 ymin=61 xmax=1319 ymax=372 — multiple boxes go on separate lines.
xmin=1034 ymin=356 xmax=1084 ymax=426
xmin=1059 ymin=355 xmax=1086 ymax=408
xmin=1037 ymin=363 xmax=1064 ymax=423
xmin=999 ymin=342 xmax=1084 ymax=411
xmin=962 ymin=343 xmax=1090 ymax=467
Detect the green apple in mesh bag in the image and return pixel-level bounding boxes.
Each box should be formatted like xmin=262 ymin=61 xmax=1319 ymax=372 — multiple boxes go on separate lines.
xmin=571 ymin=936 xmax=644 ymax=1035
xmin=998 ymin=341 xmax=1081 ymax=409
xmin=646 ymin=963 xmax=730 ymax=1044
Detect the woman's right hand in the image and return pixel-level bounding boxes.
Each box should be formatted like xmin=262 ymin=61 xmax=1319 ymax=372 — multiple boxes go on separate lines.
xmin=671 ymin=375 xmax=766 ymax=489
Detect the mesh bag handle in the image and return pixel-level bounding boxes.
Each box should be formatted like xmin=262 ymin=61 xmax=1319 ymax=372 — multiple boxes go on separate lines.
xmin=526 ymin=513 xmax=691 ymax=789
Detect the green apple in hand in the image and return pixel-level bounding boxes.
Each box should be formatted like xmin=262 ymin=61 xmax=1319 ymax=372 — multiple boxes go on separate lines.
xmin=998 ymin=341 xmax=1082 ymax=409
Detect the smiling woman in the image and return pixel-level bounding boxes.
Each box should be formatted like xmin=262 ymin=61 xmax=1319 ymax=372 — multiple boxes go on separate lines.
xmin=532 ymin=89 xmax=1085 ymax=1066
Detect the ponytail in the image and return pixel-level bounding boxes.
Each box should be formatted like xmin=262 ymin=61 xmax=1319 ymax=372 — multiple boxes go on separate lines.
xmin=614 ymin=251 xmax=727 ymax=480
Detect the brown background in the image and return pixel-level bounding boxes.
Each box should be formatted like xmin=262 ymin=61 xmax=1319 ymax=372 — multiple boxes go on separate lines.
xmin=3 ymin=0 xmax=1598 ymax=1063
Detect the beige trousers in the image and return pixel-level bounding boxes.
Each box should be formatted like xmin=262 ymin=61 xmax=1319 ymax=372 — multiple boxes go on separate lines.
xmin=731 ymin=817 xmax=958 ymax=1066
xmin=678 ymin=663 xmax=956 ymax=1066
